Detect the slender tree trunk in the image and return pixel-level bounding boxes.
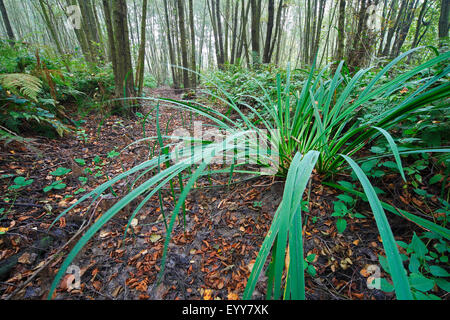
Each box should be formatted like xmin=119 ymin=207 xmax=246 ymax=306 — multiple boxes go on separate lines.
xmin=38 ymin=0 xmax=71 ymax=72
xmin=230 ymin=1 xmax=239 ymax=64
xmin=263 ymin=0 xmax=275 ymax=63
xmin=335 ymin=0 xmax=346 ymax=62
xmin=304 ymin=0 xmax=311 ymax=65
xmin=439 ymin=0 xmax=449 ymax=48
xmin=188 ymin=0 xmax=197 ymax=88
xmin=163 ymin=0 xmax=179 ymax=89
xmin=236 ymin=0 xmax=250 ymax=64
xmin=78 ymin=0 xmax=104 ymax=61
xmin=176 ymin=0 xmax=190 ymax=90
xmin=0 ymin=0 xmax=15 ymax=46
xmin=382 ymin=0 xmax=406 ymax=57
xmin=391 ymin=0 xmax=419 ymax=57
xmin=66 ymin=0 xmax=91 ymax=62
xmin=102 ymin=0 xmax=117 ymax=81
xmin=311 ymin=0 xmax=326 ymax=64
xmin=269 ymin=0 xmax=283 ymax=62
xmin=112 ymin=0 xmax=136 ymax=112
xmin=136 ymin=0 xmax=148 ymax=96
xmin=224 ymin=0 xmax=230 ymax=62
xmin=411 ymin=0 xmax=429 ymax=50
xmin=250 ymin=0 xmax=261 ymax=67
xmin=215 ymin=0 xmax=226 ymax=65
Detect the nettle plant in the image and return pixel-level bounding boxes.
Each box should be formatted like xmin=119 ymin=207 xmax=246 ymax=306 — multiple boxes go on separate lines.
xmin=48 ymin=48 xmax=450 ymax=300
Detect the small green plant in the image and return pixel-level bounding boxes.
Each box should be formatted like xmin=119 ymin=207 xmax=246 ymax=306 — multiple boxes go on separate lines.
xmin=107 ymin=148 xmax=120 ymax=159
xmin=93 ymin=155 xmax=102 ymax=165
xmin=352 ymin=158 xmax=385 ymax=179
xmin=8 ymin=176 xmax=34 ymax=190
xmin=74 ymin=158 xmax=86 ymax=166
xmin=253 ymin=201 xmax=262 ymax=208
xmin=304 ymin=253 xmax=317 ymax=277
xmin=383 ymin=154 xmax=429 ymax=188
xmin=76 ymin=129 xmax=89 ymax=143
xmin=50 ymin=167 xmax=71 ymax=177
xmin=74 ymin=188 xmax=86 ymax=195
xmin=379 ymin=232 xmax=450 ymax=300
xmin=44 ymin=181 xmax=67 ymax=193
xmin=331 ymin=191 xmax=366 ymax=233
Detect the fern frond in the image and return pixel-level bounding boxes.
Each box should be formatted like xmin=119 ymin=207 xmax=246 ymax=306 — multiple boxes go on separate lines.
xmin=0 ymin=73 xmax=42 ymax=101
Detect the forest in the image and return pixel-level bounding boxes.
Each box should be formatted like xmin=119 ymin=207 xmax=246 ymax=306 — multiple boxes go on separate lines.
xmin=0 ymin=0 xmax=449 ymax=302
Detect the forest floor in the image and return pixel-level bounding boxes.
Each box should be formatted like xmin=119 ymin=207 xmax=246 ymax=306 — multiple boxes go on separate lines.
xmin=0 ymin=88 xmax=441 ymax=300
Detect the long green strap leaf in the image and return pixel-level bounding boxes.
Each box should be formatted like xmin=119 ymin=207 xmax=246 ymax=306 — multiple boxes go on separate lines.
xmin=341 ymin=155 xmax=412 ymax=300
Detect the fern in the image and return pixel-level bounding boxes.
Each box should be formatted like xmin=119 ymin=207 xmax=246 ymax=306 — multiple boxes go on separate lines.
xmin=0 ymin=73 xmax=42 ymax=101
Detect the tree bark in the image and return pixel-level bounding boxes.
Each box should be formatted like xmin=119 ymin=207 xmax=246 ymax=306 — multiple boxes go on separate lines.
xmin=136 ymin=0 xmax=148 ymax=96
xmin=250 ymin=0 xmax=261 ymax=67
xmin=38 ymin=0 xmax=71 ymax=72
xmin=335 ymin=0 xmax=346 ymax=62
xmin=189 ymin=0 xmax=196 ymax=88
xmin=0 ymin=0 xmax=15 ymax=45
xmin=163 ymin=0 xmax=179 ymax=89
xmin=176 ymin=0 xmax=190 ymax=90
xmin=112 ymin=0 xmax=136 ymax=112
xmin=262 ymin=0 xmax=275 ymax=63
xmin=102 ymin=0 xmax=117 ymax=78
xmin=439 ymin=0 xmax=449 ymax=48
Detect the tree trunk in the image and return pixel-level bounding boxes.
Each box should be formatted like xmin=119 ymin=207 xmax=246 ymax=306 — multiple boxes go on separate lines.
xmin=163 ymin=0 xmax=179 ymax=89
xmin=391 ymin=0 xmax=419 ymax=57
xmin=439 ymin=0 xmax=449 ymax=48
xmin=78 ymin=0 xmax=104 ymax=61
xmin=236 ymin=0 xmax=251 ymax=64
xmin=176 ymin=0 xmax=190 ymax=90
xmin=38 ymin=0 xmax=71 ymax=72
xmin=335 ymin=0 xmax=346 ymax=62
xmin=215 ymin=0 xmax=226 ymax=65
xmin=262 ymin=0 xmax=275 ymax=63
xmin=304 ymin=0 xmax=311 ymax=65
xmin=250 ymin=0 xmax=261 ymax=67
xmin=112 ymin=0 xmax=136 ymax=112
xmin=102 ymin=0 xmax=117 ymax=77
xmin=136 ymin=0 xmax=148 ymax=97
xmin=188 ymin=0 xmax=196 ymax=88
xmin=0 ymin=0 xmax=15 ymax=46
xmin=230 ymin=1 xmax=239 ymax=64
xmin=382 ymin=0 xmax=406 ymax=57
xmin=269 ymin=0 xmax=283 ymax=62
xmin=311 ymin=0 xmax=326 ymax=64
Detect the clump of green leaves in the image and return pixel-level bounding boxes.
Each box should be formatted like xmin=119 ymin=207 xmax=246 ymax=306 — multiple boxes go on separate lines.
xmin=44 ymin=181 xmax=67 ymax=193
xmin=8 ymin=176 xmax=34 ymax=190
xmin=304 ymin=254 xmax=317 ymax=277
xmin=50 ymin=167 xmax=71 ymax=177
xmin=379 ymin=232 xmax=449 ymax=300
